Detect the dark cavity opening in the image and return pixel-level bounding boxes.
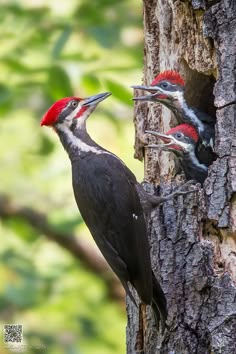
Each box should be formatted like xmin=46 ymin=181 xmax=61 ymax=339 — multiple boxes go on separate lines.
xmin=180 ymin=61 xmax=216 ymax=119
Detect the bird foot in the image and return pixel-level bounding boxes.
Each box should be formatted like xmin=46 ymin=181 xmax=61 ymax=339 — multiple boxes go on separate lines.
xmin=147 ymin=181 xmax=197 ymax=208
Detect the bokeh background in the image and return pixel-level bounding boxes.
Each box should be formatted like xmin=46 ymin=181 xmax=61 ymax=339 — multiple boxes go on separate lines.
xmin=0 ymin=1 xmax=144 ymax=353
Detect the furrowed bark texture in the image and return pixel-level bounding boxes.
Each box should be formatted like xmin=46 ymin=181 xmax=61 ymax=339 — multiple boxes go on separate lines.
xmin=128 ymin=1 xmax=236 ymax=353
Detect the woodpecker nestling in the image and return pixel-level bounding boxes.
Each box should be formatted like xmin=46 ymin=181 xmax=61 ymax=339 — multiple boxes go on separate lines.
xmin=40 ymin=92 xmax=168 ymax=334
xmin=132 ymin=70 xmax=216 ymax=166
xmin=146 ymin=124 xmax=208 ymax=186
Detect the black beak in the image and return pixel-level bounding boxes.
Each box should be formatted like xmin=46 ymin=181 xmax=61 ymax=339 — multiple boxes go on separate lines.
xmin=132 ymin=92 xmax=160 ymax=101
xmin=131 ymin=85 xmax=162 ymax=101
xmin=82 ymin=92 xmax=111 ymax=106
xmin=131 ymin=85 xmax=159 ymax=94
xmin=131 ymin=85 xmax=156 ymax=92
xmin=145 ymin=130 xmax=173 ymax=144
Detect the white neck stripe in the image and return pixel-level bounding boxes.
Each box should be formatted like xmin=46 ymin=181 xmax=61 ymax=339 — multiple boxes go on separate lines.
xmin=58 ymin=125 xmax=125 ymax=164
xmin=189 ymin=151 xmax=208 ymax=171
xmin=182 ymin=102 xmax=204 ymax=131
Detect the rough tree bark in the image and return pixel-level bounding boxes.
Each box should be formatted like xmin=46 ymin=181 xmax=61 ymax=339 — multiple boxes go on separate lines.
xmin=127 ymin=1 xmax=236 ymax=353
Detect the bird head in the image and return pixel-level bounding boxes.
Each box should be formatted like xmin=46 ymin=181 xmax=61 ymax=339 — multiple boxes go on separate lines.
xmin=132 ymin=70 xmax=185 ymax=107
xmin=146 ymin=124 xmax=198 ymax=154
xmin=40 ymin=92 xmax=111 ymax=129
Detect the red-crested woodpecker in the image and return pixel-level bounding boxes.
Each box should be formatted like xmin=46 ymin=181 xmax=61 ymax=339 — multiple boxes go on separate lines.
xmin=132 ymin=70 xmax=216 ymax=166
xmin=146 ymin=124 xmax=208 ymax=186
xmin=40 ymin=92 xmax=168 ymax=333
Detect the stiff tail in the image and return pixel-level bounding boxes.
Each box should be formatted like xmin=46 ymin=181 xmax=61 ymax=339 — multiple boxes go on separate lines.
xmin=151 ymin=271 xmax=167 ymax=331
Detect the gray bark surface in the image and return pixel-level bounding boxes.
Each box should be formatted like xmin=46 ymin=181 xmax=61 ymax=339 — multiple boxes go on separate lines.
xmin=127 ymin=1 xmax=236 ymax=353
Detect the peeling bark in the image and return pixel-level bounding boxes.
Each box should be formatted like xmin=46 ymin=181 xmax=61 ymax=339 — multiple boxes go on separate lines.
xmin=128 ymin=1 xmax=236 ymax=353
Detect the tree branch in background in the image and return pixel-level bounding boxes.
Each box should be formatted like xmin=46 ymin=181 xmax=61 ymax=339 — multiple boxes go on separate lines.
xmin=0 ymin=194 xmax=125 ymax=305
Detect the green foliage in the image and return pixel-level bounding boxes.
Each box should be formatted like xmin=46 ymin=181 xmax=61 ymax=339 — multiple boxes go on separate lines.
xmin=105 ymin=79 xmax=132 ymax=105
xmin=47 ymin=66 xmax=73 ymax=100
xmin=0 ymin=0 xmax=143 ymax=353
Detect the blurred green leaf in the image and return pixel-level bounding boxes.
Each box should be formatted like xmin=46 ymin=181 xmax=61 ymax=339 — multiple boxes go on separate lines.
xmin=2 ymin=57 xmax=30 ymax=72
xmin=87 ymin=27 xmax=118 ymax=48
xmin=105 ymin=79 xmax=132 ymax=105
xmin=52 ymin=26 xmax=72 ymax=59
xmin=6 ymin=282 xmax=39 ymax=308
xmin=0 ymin=84 xmax=12 ymax=114
xmin=53 ymin=217 xmax=84 ymax=234
xmin=4 ymin=218 xmax=38 ymax=242
xmin=38 ymin=135 xmax=55 ymax=155
xmin=80 ymin=74 xmax=101 ymax=93
xmin=47 ymin=66 xmax=73 ymax=100
xmin=0 ymin=84 xmax=11 ymax=102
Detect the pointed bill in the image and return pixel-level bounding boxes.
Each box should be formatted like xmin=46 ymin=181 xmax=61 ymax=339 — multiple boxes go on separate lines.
xmin=145 ymin=130 xmax=173 ymax=144
xmin=131 ymin=85 xmax=156 ymax=91
xmin=82 ymin=92 xmax=111 ymax=107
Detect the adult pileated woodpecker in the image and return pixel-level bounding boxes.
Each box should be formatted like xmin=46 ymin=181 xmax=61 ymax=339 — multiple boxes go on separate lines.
xmin=40 ymin=92 xmax=168 ymax=336
xmin=132 ymin=70 xmax=216 ymax=166
xmin=146 ymin=124 xmax=208 ymax=186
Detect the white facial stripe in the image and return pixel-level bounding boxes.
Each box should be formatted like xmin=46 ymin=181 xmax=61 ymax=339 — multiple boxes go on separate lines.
xmin=62 ymin=102 xmax=91 ymax=124
xmin=57 ymin=124 xmax=126 ymax=164
xmin=76 ymin=106 xmax=93 ymax=128
xmin=167 ymin=135 xmax=188 ymax=151
xmin=155 ymin=89 xmax=205 ymax=132
xmin=63 ymin=104 xmax=82 ymax=121
xmin=176 ymin=139 xmax=207 ymax=171
xmin=170 ymin=136 xmax=207 ymax=171
xmin=189 ymin=151 xmax=208 ymax=171
xmin=181 ymin=101 xmax=204 ymax=131
xmin=153 ymin=87 xmax=167 ymax=95
xmin=173 ymin=91 xmax=184 ymax=106
xmin=60 ymin=101 xmax=91 ymax=130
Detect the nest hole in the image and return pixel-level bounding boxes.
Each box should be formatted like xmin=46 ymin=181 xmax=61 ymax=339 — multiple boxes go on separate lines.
xmin=180 ymin=61 xmax=216 ymax=119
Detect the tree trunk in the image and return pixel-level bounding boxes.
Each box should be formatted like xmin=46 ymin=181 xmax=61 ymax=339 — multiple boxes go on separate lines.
xmin=127 ymin=1 xmax=236 ymax=353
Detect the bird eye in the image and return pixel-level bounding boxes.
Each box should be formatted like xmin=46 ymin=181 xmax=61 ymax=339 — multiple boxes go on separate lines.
xmin=175 ymin=132 xmax=183 ymax=139
xmin=161 ymin=82 xmax=168 ymax=89
xmin=71 ymin=100 xmax=78 ymax=108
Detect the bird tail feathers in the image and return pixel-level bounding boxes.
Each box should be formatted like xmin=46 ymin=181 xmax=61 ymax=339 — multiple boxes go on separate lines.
xmin=151 ymin=271 xmax=167 ymax=331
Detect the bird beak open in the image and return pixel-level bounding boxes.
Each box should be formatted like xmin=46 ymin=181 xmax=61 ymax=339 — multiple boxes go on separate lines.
xmin=82 ymin=92 xmax=111 ymax=107
xmin=131 ymin=85 xmax=157 ymax=94
xmin=145 ymin=130 xmax=186 ymax=152
xmin=131 ymin=85 xmax=167 ymax=101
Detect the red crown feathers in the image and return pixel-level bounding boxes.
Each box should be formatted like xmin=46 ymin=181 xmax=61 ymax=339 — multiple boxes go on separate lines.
xmin=151 ymin=70 xmax=185 ymax=87
xmin=41 ymin=97 xmax=80 ymax=126
xmin=166 ymin=124 xmax=199 ymax=143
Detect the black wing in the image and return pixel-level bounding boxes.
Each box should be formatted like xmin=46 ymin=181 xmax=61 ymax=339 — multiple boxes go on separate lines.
xmin=181 ymin=158 xmax=208 ymax=186
xmin=71 ymin=152 xmax=153 ymax=305
xmin=196 ymin=143 xmax=217 ymax=167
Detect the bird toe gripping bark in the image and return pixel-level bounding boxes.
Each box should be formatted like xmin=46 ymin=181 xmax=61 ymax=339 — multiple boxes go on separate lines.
xmin=143 ymin=182 xmax=197 ymax=209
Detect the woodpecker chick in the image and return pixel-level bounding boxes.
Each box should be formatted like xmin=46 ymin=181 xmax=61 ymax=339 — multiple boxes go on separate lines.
xmin=41 ymin=92 xmax=167 ymax=332
xmin=132 ymin=70 xmax=216 ymax=166
xmin=146 ymin=124 xmax=208 ymax=185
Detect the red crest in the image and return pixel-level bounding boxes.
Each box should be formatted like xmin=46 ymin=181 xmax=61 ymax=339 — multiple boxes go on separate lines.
xmin=40 ymin=97 xmax=80 ymax=126
xmin=166 ymin=124 xmax=199 ymax=143
xmin=151 ymin=70 xmax=185 ymax=87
